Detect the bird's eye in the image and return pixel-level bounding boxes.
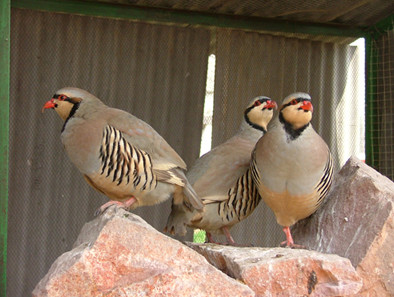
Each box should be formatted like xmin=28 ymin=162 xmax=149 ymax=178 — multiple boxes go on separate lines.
xmin=290 ymin=99 xmax=298 ymax=105
xmin=59 ymin=95 xmax=67 ymax=101
xmin=254 ymin=100 xmax=262 ymax=106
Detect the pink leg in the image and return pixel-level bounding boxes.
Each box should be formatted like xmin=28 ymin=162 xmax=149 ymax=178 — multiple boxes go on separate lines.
xmin=95 ymin=196 xmax=137 ymax=216
xmin=206 ymin=232 xmax=217 ymax=244
xmin=280 ymin=226 xmax=305 ymax=248
xmin=206 ymin=229 xmax=238 ymax=246
xmin=222 ymin=227 xmax=236 ymax=245
xmin=283 ymin=226 xmax=294 ymax=246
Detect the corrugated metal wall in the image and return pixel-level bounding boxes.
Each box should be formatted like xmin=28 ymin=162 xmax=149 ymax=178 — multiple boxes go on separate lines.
xmin=211 ymin=28 xmax=364 ymax=245
xmin=8 ymin=8 xmax=365 ymax=297
xmin=212 ymin=28 xmax=361 ymax=153
xmin=9 ymin=8 xmax=209 ymax=297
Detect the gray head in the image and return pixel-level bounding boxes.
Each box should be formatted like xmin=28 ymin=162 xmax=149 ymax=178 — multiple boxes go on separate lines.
xmin=42 ymin=87 xmax=104 ymax=121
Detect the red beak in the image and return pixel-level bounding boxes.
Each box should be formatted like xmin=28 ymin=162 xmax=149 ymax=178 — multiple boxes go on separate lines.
xmin=300 ymin=100 xmax=313 ymax=112
xmin=42 ymin=99 xmax=56 ymax=113
xmin=266 ymin=100 xmax=278 ymax=110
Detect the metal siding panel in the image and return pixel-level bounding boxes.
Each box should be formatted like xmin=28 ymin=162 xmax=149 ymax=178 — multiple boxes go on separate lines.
xmin=9 ymin=8 xmax=209 ymax=296
xmin=212 ymin=28 xmax=362 ymax=246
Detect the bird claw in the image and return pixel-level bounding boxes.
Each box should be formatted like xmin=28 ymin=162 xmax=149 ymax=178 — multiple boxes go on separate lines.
xmin=94 ymin=207 xmax=106 ymax=217
xmin=94 ymin=197 xmax=136 ymax=216
xmin=163 ymin=226 xmax=175 ymax=235
xmin=94 ymin=201 xmax=123 ymax=216
xmin=94 ymin=208 xmax=102 ymax=217
xmin=205 ymin=231 xmax=250 ymax=246
xmin=279 ymin=227 xmax=308 ymax=249
xmin=279 ymin=241 xmax=308 ymax=249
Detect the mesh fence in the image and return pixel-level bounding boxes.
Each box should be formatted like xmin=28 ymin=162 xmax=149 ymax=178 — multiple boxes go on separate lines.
xmin=9 ymin=8 xmax=367 ymax=296
xmin=9 ymin=8 xmax=209 ymax=296
xmin=368 ymin=26 xmax=394 ymax=181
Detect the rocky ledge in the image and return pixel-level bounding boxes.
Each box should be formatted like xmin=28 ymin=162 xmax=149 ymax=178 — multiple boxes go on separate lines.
xmin=33 ymin=157 xmax=393 ymax=296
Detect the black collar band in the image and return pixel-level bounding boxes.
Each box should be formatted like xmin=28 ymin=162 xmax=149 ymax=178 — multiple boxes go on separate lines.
xmin=279 ymin=112 xmax=309 ymax=141
xmin=61 ymin=102 xmax=80 ymax=133
xmin=244 ymin=108 xmax=267 ymax=133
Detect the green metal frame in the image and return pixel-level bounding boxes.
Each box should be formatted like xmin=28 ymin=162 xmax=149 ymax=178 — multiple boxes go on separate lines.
xmin=365 ymin=15 xmax=394 ymax=168
xmin=1 ymin=0 xmax=393 ymax=293
xmin=0 ymin=0 xmax=10 ymax=295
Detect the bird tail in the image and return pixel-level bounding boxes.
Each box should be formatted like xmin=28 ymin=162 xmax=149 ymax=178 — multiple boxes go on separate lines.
xmin=183 ymin=180 xmax=204 ymax=210
xmin=164 ymin=203 xmax=190 ymax=236
xmin=154 ymin=167 xmax=203 ymax=210
xmin=165 ymin=177 xmax=203 ymax=236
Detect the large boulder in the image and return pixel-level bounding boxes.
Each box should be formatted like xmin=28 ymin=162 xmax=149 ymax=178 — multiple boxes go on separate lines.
xmin=292 ymin=156 xmax=394 ymax=296
xmin=187 ymin=243 xmax=362 ymax=297
xmin=32 ymin=207 xmax=254 ymax=297
xmin=33 ymin=157 xmax=391 ymax=297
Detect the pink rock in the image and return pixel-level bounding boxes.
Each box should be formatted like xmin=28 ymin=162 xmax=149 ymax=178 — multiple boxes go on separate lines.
xmin=292 ymin=156 xmax=394 ymax=296
xmin=32 ymin=207 xmax=255 ymax=297
xmin=187 ymin=244 xmax=362 ymax=297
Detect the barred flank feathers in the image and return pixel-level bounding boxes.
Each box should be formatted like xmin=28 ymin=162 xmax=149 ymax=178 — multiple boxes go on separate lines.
xmin=250 ymin=150 xmax=261 ymax=188
xmin=315 ymin=152 xmax=334 ymax=206
xmin=219 ymin=168 xmax=262 ymax=224
xmin=99 ymin=125 xmax=157 ymax=191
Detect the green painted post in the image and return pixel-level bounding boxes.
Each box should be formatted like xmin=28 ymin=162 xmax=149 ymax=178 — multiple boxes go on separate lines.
xmin=365 ymin=15 xmax=394 ymax=168
xmin=0 ymin=0 xmax=10 ymax=295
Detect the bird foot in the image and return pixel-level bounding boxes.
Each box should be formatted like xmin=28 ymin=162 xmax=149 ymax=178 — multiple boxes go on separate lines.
xmin=163 ymin=226 xmax=178 ymax=235
xmin=205 ymin=232 xmax=225 ymax=245
xmin=205 ymin=235 xmax=249 ymax=247
xmin=163 ymin=226 xmax=171 ymax=234
xmin=279 ymin=226 xmax=307 ymax=249
xmin=205 ymin=239 xmax=228 ymax=245
xmin=95 ymin=197 xmax=136 ymax=216
xmin=205 ymin=229 xmax=251 ymax=246
xmin=279 ymin=241 xmax=308 ymax=249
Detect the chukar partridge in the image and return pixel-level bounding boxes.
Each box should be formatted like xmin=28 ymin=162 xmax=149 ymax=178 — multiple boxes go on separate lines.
xmin=251 ymin=92 xmax=333 ymax=247
xmin=42 ymin=87 xmax=203 ymax=214
xmin=165 ymin=97 xmax=277 ymax=245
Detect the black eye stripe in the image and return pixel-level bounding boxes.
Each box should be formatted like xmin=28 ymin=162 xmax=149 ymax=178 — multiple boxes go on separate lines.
xmin=254 ymin=99 xmax=271 ymax=107
xmin=281 ymin=97 xmax=311 ymax=109
xmin=53 ymin=94 xmax=71 ymax=102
